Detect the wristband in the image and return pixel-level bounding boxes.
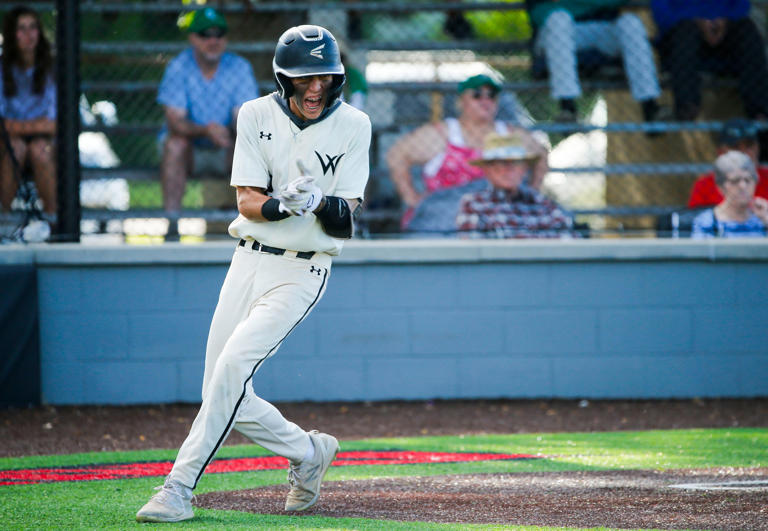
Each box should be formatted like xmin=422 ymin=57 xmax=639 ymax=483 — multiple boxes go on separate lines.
xmin=261 ymin=198 xmax=291 ymax=221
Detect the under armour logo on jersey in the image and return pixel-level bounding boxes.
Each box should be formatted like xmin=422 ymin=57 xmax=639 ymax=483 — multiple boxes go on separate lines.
xmin=314 ymin=151 xmax=345 ymax=176
xmin=260 ymin=131 xmax=272 ymax=140
xmin=310 ymin=43 xmax=325 ymax=59
xmin=309 ymin=265 xmax=322 ymax=276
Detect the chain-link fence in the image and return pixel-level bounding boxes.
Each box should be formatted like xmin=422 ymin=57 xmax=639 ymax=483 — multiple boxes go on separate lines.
xmin=2 ymin=1 xmax=768 ymax=242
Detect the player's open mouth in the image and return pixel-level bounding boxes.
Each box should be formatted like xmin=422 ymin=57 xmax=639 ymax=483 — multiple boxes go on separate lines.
xmin=304 ymin=97 xmax=322 ymax=112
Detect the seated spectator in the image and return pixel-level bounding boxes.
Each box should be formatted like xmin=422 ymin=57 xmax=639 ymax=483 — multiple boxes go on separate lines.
xmin=688 ymin=119 xmax=768 ymax=208
xmin=692 ymin=150 xmax=768 ymax=238
xmin=386 ymin=74 xmax=548 ymax=228
xmin=528 ymin=0 xmax=666 ymax=123
xmin=651 ymin=0 xmax=768 ymax=122
xmin=338 ymin=43 xmax=367 ymax=111
xmin=158 ymin=7 xmax=259 ymax=215
xmin=444 ymin=9 xmax=474 ymax=40
xmin=0 ymin=6 xmax=56 ymax=219
xmin=404 ymin=179 xmax=486 ymax=236
xmin=456 ymin=132 xmax=577 ymax=239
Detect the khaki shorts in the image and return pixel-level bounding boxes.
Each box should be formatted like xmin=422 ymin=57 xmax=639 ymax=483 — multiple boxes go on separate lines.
xmin=157 ymin=135 xmax=232 ymax=178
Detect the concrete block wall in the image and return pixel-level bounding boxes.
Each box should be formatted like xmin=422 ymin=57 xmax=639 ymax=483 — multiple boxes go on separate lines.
xmin=2 ymin=239 xmax=766 ymax=404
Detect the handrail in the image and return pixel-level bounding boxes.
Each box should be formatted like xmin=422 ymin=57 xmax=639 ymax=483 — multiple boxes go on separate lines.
xmin=82 ymin=40 xmax=525 ymax=55
xmin=79 ymin=119 xmax=747 ymax=136
xmin=76 ymin=2 xmax=530 ymax=14
xmin=24 ymin=0 xmax=768 ymax=15
xmin=80 ymin=162 xmax=713 ymax=182
xmin=67 ymin=204 xmax=689 ymax=221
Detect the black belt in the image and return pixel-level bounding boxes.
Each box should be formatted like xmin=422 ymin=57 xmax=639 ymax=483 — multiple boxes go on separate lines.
xmin=238 ymin=239 xmax=315 ymax=260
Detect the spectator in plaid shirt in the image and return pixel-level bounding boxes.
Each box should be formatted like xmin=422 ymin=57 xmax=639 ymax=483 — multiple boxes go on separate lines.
xmin=456 ymin=132 xmax=577 ymax=238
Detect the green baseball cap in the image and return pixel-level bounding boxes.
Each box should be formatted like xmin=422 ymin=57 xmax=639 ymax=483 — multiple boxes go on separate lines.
xmin=458 ymin=74 xmax=502 ymax=94
xmin=183 ymin=7 xmax=228 ymax=34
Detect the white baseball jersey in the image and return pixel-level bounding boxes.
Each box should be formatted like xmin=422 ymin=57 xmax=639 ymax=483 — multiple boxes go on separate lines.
xmin=228 ymin=93 xmax=371 ymax=255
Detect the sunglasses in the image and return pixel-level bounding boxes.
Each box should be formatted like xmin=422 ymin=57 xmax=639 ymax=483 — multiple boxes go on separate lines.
xmin=197 ymin=28 xmax=226 ymax=39
xmin=723 ymin=175 xmax=755 ymax=185
xmin=469 ymin=88 xmax=499 ymax=100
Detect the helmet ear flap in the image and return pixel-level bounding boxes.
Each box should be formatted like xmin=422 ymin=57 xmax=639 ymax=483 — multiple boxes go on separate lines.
xmin=275 ymin=73 xmax=294 ymax=99
xmin=328 ymin=74 xmax=346 ymax=104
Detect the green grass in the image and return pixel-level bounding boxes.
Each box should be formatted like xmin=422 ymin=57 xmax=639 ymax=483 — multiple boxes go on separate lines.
xmin=128 ymin=181 xmax=203 ymax=209
xmin=1 ymin=428 xmax=765 ymax=530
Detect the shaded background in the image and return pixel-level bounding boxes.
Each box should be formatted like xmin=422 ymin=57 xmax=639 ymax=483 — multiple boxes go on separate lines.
xmin=3 ymin=0 xmax=767 ymax=240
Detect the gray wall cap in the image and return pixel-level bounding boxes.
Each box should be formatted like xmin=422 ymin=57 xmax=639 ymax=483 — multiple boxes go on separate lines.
xmin=2 ymin=238 xmax=768 ymax=266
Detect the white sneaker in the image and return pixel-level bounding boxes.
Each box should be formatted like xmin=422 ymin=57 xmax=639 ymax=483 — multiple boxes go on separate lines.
xmin=284 ymin=431 xmax=339 ymax=511
xmin=136 ymin=478 xmax=194 ymax=523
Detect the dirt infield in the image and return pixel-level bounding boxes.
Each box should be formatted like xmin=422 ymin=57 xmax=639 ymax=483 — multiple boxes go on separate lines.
xmin=2 ymin=398 xmax=767 ymax=457
xmin=197 ymin=468 xmax=768 ymax=531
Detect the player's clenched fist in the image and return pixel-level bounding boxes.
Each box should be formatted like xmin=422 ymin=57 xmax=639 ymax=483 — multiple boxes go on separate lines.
xmin=277 ymin=176 xmax=323 ymax=215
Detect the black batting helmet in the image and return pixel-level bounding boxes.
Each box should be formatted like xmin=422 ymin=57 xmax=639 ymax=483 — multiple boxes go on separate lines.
xmin=272 ymin=25 xmax=346 ymax=103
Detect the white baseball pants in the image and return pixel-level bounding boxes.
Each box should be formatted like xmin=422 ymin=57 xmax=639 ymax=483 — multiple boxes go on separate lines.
xmin=535 ymin=9 xmax=661 ymax=102
xmin=169 ymin=243 xmax=332 ymax=489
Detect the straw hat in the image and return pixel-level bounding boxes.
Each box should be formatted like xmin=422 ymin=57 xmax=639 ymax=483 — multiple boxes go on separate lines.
xmin=469 ymin=132 xmax=541 ymax=166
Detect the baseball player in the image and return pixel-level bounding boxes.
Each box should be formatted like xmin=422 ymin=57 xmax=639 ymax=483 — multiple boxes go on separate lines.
xmin=136 ymin=24 xmax=371 ymax=523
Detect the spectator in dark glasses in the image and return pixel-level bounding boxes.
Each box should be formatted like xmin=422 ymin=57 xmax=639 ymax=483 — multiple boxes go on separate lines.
xmin=157 ymin=7 xmax=259 ymax=227
xmin=688 ymin=119 xmax=768 ymax=208
xmin=386 ymin=73 xmax=548 ymax=230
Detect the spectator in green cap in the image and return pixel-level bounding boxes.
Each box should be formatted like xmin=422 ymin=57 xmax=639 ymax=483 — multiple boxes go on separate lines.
xmin=185 ymin=7 xmax=228 ymax=34
xmin=157 ymin=7 xmax=258 ymax=233
xmin=386 ymin=72 xmax=547 ymax=229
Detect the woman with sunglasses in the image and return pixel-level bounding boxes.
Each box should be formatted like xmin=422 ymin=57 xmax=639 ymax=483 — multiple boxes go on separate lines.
xmin=691 ymin=150 xmax=768 ymax=238
xmin=386 ymin=74 xmax=548 ymax=229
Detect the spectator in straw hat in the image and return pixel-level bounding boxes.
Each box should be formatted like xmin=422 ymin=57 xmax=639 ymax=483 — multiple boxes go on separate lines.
xmin=455 ymin=132 xmax=577 ymax=238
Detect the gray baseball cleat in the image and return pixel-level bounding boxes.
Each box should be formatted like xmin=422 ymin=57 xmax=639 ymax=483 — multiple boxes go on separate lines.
xmin=284 ymin=430 xmax=339 ymax=511
xmin=136 ymin=477 xmax=194 ymax=523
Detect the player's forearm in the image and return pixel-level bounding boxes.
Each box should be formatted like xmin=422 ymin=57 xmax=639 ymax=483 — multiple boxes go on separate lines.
xmin=314 ymin=196 xmax=359 ymax=239
xmin=5 ymin=118 xmax=56 ymax=137
xmin=236 ymin=186 xmax=273 ymax=221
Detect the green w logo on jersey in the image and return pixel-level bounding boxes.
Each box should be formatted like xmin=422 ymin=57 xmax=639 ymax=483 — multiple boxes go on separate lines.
xmin=314 ymin=151 xmax=345 ymax=176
